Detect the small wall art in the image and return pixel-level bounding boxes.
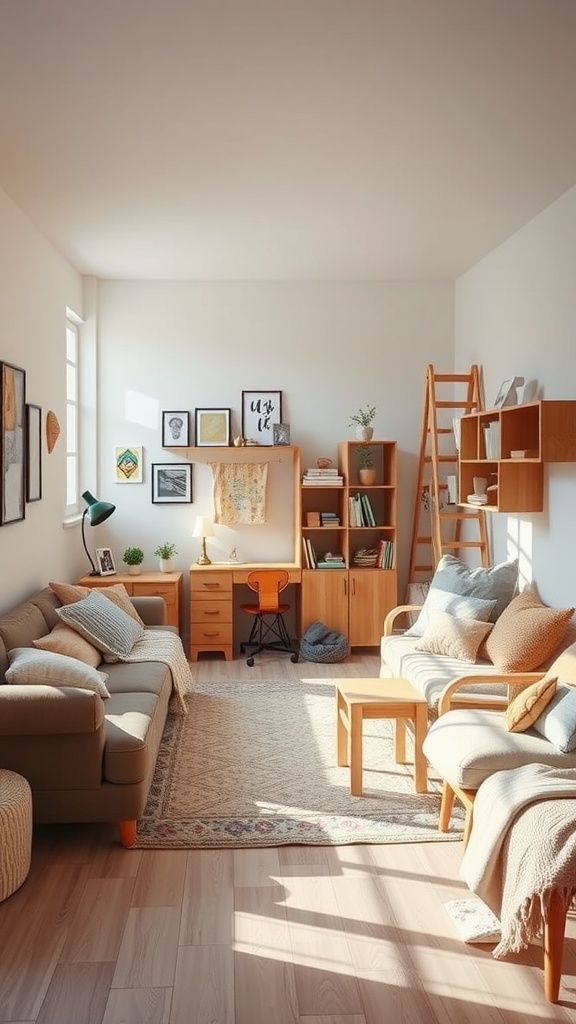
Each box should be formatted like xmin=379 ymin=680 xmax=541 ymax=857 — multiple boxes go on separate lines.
xmin=195 ymin=408 xmax=231 ymax=447
xmin=242 ymin=390 xmax=282 ymax=446
xmin=114 ymin=446 xmax=143 ymax=483
xmin=95 ymin=547 xmax=117 ymax=575
xmin=162 ymin=411 xmax=190 ymax=447
xmin=26 ymin=403 xmax=42 ymax=502
xmin=151 ymin=462 xmax=193 ymax=503
xmin=273 ymin=422 xmax=290 ymax=446
xmin=1 ymin=361 xmax=26 ymax=524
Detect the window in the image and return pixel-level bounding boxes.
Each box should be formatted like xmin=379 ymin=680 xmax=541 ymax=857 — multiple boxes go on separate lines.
xmin=66 ymin=317 xmax=79 ymax=516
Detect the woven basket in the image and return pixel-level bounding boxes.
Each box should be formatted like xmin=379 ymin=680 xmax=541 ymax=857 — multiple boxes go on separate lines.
xmin=300 ymin=621 xmax=349 ymax=663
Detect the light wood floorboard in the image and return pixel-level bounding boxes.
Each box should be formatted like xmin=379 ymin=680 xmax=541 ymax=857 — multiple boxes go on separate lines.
xmin=1 ymin=653 xmax=576 ymax=1021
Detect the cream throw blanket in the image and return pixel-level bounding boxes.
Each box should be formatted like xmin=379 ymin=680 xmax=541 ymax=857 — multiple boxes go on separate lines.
xmin=460 ymin=763 xmax=576 ymax=956
xmin=119 ymin=630 xmax=192 ymax=713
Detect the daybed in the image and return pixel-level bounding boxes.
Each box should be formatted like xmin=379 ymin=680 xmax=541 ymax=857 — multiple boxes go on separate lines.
xmin=0 ymin=582 xmax=191 ymax=847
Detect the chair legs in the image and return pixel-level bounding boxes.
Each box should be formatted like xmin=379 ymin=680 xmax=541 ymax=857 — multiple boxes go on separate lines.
xmin=240 ymin=612 xmax=299 ymax=665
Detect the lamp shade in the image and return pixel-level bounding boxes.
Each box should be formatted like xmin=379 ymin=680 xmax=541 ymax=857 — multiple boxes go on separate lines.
xmin=192 ymin=516 xmax=214 ymax=539
xmin=81 ymin=490 xmax=116 ymax=574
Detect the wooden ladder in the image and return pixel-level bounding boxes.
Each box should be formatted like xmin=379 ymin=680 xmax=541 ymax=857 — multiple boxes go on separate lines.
xmin=408 ymin=364 xmax=491 ymax=583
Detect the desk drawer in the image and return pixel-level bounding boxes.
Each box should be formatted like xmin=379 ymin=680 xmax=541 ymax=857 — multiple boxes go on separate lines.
xmin=191 ymin=623 xmax=233 ymax=645
xmin=191 ymin=599 xmax=231 ymax=623
xmin=190 ymin=572 xmax=232 ymax=596
xmin=132 ymin=581 xmax=176 ymax=607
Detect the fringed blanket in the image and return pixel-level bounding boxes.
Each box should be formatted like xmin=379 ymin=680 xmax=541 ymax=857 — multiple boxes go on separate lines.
xmin=460 ymin=763 xmax=576 ymax=956
xmin=120 ymin=630 xmax=192 ymax=713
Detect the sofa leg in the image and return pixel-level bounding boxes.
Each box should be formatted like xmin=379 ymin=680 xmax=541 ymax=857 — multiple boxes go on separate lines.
xmin=439 ymin=782 xmax=455 ymax=832
xmin=118 ymin=819 xmax=137 ymax=848
xmin=544 ymin=890 xmax=566 ymax=1003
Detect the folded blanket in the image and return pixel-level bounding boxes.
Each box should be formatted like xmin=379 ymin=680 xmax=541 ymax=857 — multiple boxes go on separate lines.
xmin=120 ymin=630 xmax=192 ymax=713
xmin=460 ymin=763 xmax=576 ymax=956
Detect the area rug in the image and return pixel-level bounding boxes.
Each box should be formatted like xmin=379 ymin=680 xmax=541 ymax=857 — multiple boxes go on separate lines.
xmin=135 ymin=678 xmax=465 ymax=848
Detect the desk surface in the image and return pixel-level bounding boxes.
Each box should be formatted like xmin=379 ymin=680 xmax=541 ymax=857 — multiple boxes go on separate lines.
xmin=189 ymin=562 xmax=301 ymax=584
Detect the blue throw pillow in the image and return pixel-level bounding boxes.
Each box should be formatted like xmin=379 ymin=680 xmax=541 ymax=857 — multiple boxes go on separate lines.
xmin=532 ymin=683 xmax=576 ymax=752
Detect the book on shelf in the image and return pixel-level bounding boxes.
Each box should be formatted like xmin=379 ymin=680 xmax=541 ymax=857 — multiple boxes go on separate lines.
xmin=305 ymin=537 xmax=317 ymax=568
xmin=316 ymin=560 xmax=345 ymax=569
xmin=510 ymin=448 xmax=538 ymax=459
xmin=302 ymin=475 xmax=344 ymax=485
xmin=304 ymin=467 xmax=340 ymax=475
xmin=360 ymin=492 xmax=376 ymax=527
xmin=302 ymin=536 xmax=311 ymax=568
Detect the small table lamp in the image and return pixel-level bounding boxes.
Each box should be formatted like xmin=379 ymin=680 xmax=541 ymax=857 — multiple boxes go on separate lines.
xmin=193 ymin=515 xmax=214 ymax=565
xmin=81 ymin=489 xmax=116 ymax=575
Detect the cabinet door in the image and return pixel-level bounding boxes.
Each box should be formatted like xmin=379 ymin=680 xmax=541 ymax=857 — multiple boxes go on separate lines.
xmin=300 ymin=570 xmax=348 ymax=636
xmin=349 ymin=571 xmax=396 ymax=645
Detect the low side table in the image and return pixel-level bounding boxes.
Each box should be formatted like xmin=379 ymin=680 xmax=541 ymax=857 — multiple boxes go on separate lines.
xmin=336 ymin=677 xmax=429 ymax=796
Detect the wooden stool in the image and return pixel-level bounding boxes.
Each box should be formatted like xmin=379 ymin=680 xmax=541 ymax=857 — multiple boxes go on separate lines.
xmin=0 ymin=769 xmax=32 ymax=901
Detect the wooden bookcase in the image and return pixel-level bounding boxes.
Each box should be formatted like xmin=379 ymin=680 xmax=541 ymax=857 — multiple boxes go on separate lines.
xmin=300 ymin=441 xmax=398 ymax=647
xmin=459 ymin=400 xmax=576 ymax=512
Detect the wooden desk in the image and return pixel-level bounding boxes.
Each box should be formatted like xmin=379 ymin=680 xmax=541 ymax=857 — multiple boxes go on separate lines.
xmin=79 ymin=571 xmax=183 ymax=633
xmin=189 ymin=562 xmax=301 ymax=661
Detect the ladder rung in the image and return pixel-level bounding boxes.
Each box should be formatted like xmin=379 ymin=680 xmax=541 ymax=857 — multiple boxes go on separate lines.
xmin=423 ymin=455 xmax=458 ymax=464
xmin=442 ymin=540 xmax=487 ymax=550
xmin=434 ymin=401 xmax=477 ymax=410
xmin=414 ymin=563 xmax=434 ymax=573
xmin=430 ymin=372 xmax=476 ymax=383
xmin=426 ymin=427 xmax=453 ymax=435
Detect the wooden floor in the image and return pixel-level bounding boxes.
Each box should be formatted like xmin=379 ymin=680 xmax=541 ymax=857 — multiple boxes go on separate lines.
xmin=1 ymin=651 xmax=576 ymax=1023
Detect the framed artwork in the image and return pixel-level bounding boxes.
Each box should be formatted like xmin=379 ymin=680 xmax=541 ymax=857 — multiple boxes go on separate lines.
xmin=114 ymin=445 xmax=143 ymax=483
xmin=151 ymin=462 xmax=193 ymax=503
xmin=162 ymin=410 xmax=189 ymax=447
xmin=273 ymin=422 xmax=290 ymax=446
xmin=26 ymin=403 xmax=42 ymax=502
xmin=242 ymin=390 xmax=282 ymax=446
xmin=195 ymin=407 xmax=231 ymax=447
xmin=95 ymin=547 xmax=117 ymax=575
xmin=493 ymin=376 xmax=524 ymax=409
xmin=1 ymin=361 xmax=26 ymax=524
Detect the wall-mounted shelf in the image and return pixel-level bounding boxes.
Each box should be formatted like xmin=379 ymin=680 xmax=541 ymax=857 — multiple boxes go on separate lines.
xmin=459 ymin=400 xmax=576 ymax=512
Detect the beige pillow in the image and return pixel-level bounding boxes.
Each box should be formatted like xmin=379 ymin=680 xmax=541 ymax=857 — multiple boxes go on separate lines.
xmin=506 ymin=676 xmax=557 ymax=733
xmin=485 ymin=584 xmax=574 ymax=672
xmin=49 ymin=580 xmax=144 ymax=626
xmin=33 ymin=623 xmax=102 ymax=668
xmin=5 ymin=647 xmax=110 ymax=698
xmin=415 ymin=610 xmax=493 ymax=663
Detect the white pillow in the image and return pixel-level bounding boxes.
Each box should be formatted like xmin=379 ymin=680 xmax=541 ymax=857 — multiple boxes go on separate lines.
xmin=415 ymin=611 xmax=493 ymax=663
xmin=405 ymin=589 xmax=496 ymax=638
xmin=532 ymin=683 xmax=576 ymax=752
xmin=5 ymin=647 xmax=110 ymax=698
xmin=56 ymin=589 xmax=144 ymax=659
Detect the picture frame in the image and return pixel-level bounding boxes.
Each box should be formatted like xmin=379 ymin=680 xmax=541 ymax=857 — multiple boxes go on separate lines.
xmin=162 ymin=410 xmax=189 ymax=447
xmin=1 ymin=361 xmax=26 ymax=524
xmin=95 ymin=547 xmax=117 ymax=575
xmin=493 ymin=376 xmax=524 ymax=409
xmin=26 ymin=403 xmax=42 ymax=502
xmin=114 ymin=445 xmax=143 ymax=483
xmin=242 ymin=390 xmax=282 ymax=446
xmin=151 ymin=462 xmax=193 ymax=503
xmin=273 ymin=422 xmax=290 ymax=446
xmin=195 ymin=407 xmax=231 ymax=447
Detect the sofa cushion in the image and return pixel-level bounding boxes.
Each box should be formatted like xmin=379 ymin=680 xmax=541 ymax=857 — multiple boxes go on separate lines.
xmin=414 ymin=554 xmax=519 ymax=624
xmin=422 ymin=707 xmax=576 ymax=791
xmin=415 ymin=610 xmax=493 ymax=663
xmin=50 ymin=580 xmax=144 ymax=625
xmin=56 ymin=590 xmax=144 ymax=659
xmin=33 ymin=623 xmax=102 ymax=668
xmin=381 ymin=633 xmax=506 ymax=710
xmin=5 ymin=647 xmax=110 ymax=698
xmin=103 ymin=691 xmax=161 ymax=784
xmin=505 ymin=675 xmax=557 ymax=732
xmin=405 ymin=589 xmax=496 ymax=639
xmin=532 ymin=683 xmax=576 ymax=752
xmin=485 ymin=584 xmax=574 ymax=672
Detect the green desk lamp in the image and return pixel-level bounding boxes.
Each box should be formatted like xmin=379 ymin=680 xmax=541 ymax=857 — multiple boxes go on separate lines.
xmin=81 ymin=490 xmax=116 ymax=575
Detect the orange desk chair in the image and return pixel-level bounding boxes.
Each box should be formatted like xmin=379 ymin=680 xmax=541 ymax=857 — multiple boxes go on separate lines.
xmin=239 ymin=569 xmax=299 ymax=666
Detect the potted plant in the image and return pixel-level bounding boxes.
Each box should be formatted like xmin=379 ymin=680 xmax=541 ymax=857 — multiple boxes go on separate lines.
xmin=358 ymin=445 xmax=376 ymax=485
xmin=349 ymin=403 xmax=376 ymax=441
xmin=122 ymin=546 xmax=144 ymax=575
xmin=154 ymin=542 xmax=177 ymax=573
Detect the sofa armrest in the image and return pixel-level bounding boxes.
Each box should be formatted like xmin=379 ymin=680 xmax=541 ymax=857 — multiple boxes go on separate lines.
xmin=383 ymin=604 xmax=421 ymax=637
xmin=0 ymin=684 xmax=105 ymax=736
xmin=131 ymin=596 xmax=167 ymax=626
xmin=436 ymin=671 xmax=545 ymax=717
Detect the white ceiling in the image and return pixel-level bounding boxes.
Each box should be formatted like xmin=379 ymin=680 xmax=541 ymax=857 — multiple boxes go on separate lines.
xmin=1 ymin=0 xmax=576 ymax=281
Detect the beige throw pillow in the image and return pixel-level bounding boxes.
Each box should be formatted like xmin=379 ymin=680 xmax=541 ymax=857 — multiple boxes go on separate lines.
xmin=49 ymin=580 xmax=144 ymax=625
xmin=415 ymin=610 xmax=493 ymax=663
xmin=485 ymin=584 xmax=574 ymax=672
xmin=33 ymin=623 xmax=102 ymax=668
xmin=506 ymin=676 xmax=557 ymax=733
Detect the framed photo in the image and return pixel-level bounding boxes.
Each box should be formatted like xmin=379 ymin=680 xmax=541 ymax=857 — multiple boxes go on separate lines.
xmin=95 ymin=547 xmax=117 ymax=575
xmin=151 ymin=462 xmax=193 ymax=503
xmin=162 ymin=410 xmax=189 ymax=447
xmin=242 ymin=390 xmax=282 ymax=446
xmin=1 ymin=361 xmax=26 ymax=524
xmin=114 ymin=445 xmax=143 ymax=483
xmin=493 ymin=376 xmax=524 ymax=409
xmin=26 ymin=403 xmax=42 ymax=502
xmin=273 ymin=422 xmax=290 ymax=446
xmin=195 ymin=407 xmax=231 ymax=447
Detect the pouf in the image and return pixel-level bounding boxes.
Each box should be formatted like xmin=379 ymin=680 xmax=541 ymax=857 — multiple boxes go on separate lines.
xmin=0 ymin=769 xmax=32 ymax=901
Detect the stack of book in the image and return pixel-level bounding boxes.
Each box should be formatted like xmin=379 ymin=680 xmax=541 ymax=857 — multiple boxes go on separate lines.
xmin=467 ymin=493 xmax=487 ymax=505
xmin=316 ymin=552 xmax=345 ymax=569
xmin=320 ymin=511 xmax=340 ymax=526
xmin=302 ymin=467 xmax=344 ymax=485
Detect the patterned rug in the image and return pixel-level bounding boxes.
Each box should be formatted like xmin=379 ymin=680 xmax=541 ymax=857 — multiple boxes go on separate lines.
xmin=134 ymin=678 xmax=465 ymax=848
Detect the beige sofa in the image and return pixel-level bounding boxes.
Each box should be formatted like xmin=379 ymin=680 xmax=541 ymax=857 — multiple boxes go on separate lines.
xmin=0 ymin=585 xmax=179 ymax=847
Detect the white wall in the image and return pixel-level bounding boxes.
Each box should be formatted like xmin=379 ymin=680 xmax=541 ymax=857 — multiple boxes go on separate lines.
xmin=455 ymin=185 xmax=576 ymax=608
xmin=0 ymin=188 xmax=83 ymax=614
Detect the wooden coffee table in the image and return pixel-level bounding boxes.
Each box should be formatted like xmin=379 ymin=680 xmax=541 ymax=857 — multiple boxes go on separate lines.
xmin=336 ymin=677 xmax=429 ymax=796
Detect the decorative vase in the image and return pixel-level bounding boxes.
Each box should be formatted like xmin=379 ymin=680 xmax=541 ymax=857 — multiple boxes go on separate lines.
xmin=159 ymin=558 xmax=173 ymax=573
xmin=127 ymin=564 xmax=142 ymax=575
xmin=359 ymin=468 xmax=376 ymax=486
xmin=355 ymin=425 xmax=374 ymax=441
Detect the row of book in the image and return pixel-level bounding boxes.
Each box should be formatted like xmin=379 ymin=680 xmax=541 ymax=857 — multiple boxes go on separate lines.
xmin=349 ymin=492 xmax=376 ymax=527
xmin=302 ymin=538 xmax=346 ymax=569
xmin=301 ymin=536 xmax=394 ymax=569
xmin=302 ymin=467 xmax=344 ymax=486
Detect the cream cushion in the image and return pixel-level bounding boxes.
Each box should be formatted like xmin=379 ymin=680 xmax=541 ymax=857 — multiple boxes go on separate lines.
xmin=532 ymin=684 xmax=576 ymax=752
xmin=405 ymin=590 xmax=496 ymax=639
xmin=415 ymin=611 xmax=493 ymax=663
xmin=485 ymin=585 xmax=574 ymax=672
xmin=56 ymin=590 xmax=144 ymax=659
xmin=5 ymin=647 xmax=110 ymax=698
xmin=33 ymin=623 xmax=102 ymax=668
